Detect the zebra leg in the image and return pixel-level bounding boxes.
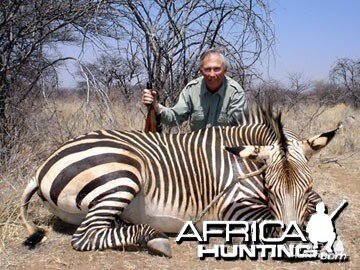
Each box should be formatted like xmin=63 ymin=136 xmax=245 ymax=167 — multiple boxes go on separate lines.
xmin=71 ymin=199 xmax=172 ymax=257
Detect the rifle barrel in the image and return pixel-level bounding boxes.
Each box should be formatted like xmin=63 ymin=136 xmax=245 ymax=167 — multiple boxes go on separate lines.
xmin=330 ymin=200 xmax=348 ymax=220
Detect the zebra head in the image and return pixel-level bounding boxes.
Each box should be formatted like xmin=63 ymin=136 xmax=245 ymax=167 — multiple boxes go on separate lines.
xmin=227 ymin=109 xmax=341 ymax=227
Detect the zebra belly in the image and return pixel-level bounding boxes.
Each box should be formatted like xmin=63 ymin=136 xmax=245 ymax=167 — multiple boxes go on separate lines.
xmin=43 ymin=201 xmax=85 ymax=225
xmin=120 ymin=193 xmax=190 ymax=233
xmin=42 ymin=190 xmax=192 ymax=232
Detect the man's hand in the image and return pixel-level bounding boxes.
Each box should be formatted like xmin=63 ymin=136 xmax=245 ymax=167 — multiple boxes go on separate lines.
xmin=142 ymin=89 xmax=160 ymax=113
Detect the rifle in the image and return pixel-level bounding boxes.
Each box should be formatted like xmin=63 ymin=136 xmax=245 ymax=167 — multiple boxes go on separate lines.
xmin=144 ymin=82 xmax=162 ymax=133
xmin=144 ymin=34 xmax=161 ymax=133
xmin=329 ymin=200 xmax=348 ymax=221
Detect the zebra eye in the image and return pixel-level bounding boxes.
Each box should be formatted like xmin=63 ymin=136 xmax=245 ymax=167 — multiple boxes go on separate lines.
xmin=265 ymin=181 xmax=272 ymax=190
xmin=254 ymin=146 xmax=260 ymax=153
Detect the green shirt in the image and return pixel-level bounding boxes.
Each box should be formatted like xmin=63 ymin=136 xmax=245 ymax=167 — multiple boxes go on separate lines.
xmin=159 ymin=76 xmax=247 ymax=131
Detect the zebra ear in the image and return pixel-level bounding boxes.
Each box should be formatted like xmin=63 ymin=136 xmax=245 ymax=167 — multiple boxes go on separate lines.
xmin=224 ymin=145 xmax=271 ymax=162
xmin=302 ymin=123 xmax=342 ymax=159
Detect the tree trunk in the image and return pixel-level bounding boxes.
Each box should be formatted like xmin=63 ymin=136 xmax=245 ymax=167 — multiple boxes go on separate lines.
xmin=0 ymin=76 xmax=10 ymax=160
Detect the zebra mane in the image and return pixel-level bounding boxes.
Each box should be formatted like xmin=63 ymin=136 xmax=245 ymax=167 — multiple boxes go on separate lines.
xmin=232 ymin=103 xmax=289 ymax=153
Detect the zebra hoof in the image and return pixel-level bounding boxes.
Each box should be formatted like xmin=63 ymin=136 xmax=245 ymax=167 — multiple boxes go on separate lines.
xmin=147 ymin=238 xmax=172 ymax=258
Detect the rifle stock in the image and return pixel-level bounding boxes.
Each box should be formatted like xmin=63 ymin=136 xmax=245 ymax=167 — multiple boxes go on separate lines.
xmin=144 ymin=82 xmax=162 ymax=133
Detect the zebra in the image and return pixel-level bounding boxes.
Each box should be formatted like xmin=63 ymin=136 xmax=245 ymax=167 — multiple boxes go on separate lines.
xmin=21 ymin=107 xmax=340 ymax=257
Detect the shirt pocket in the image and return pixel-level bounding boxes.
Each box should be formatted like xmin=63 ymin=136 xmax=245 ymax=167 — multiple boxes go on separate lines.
xmin=190 ymin=110 xmax=205 ymax=131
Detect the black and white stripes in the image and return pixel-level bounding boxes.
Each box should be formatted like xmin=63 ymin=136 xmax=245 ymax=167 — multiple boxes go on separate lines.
xmin=21 ymin=107 xmax=339 ymax=256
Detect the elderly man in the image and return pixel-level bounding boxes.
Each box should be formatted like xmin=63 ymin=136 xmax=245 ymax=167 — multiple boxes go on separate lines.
xmin=142 ymin=48 xmax=247 ymax=131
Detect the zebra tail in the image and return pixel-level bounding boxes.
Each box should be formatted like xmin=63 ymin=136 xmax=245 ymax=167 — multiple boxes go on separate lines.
xmin=20 ymin=178 xmax=46 ymax=249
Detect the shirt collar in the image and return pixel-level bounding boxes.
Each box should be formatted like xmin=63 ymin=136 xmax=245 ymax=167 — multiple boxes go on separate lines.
xmin=200 ymin=76 xmax=227 ymax=98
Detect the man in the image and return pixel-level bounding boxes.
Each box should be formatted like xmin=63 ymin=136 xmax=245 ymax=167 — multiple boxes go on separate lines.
xmin=142 ymin=48 xmax=247 ymax=132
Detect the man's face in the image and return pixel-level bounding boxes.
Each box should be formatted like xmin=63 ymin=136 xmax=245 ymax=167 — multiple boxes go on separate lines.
xmin=199 ymin=53 xmax=227 ymax=93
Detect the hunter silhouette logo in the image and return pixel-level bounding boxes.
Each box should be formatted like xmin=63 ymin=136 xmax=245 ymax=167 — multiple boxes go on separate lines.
xmin=306 ymin=200 xmax=348 ymax=255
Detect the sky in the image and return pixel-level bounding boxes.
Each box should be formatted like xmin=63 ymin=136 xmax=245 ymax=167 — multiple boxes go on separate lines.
xmin=58 ymin=1 xmax=360 ymax=87
xmin=261 ymin=0 xmax=360 ymax=82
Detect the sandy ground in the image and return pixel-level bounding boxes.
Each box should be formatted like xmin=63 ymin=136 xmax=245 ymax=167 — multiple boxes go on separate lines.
xmin=1 ymin=155 xmax=359 ymax=270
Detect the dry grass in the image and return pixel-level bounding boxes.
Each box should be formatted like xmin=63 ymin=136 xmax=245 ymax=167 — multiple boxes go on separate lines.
xmin=0 ymin=97 xmax=358 ymax=269
xmin=283 ymin=103 xmax=358 ymax=155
